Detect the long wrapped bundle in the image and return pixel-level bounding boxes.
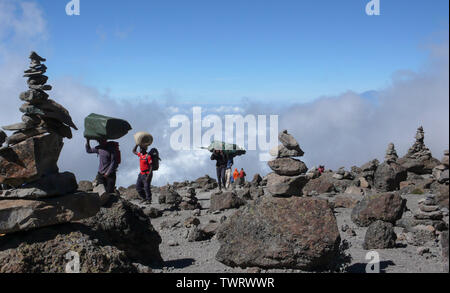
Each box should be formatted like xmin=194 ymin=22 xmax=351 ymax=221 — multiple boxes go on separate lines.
xmin=84 ymin=113 xmax=132 ymax=140
xmin=203 ymin=141 xmax=246 ymax=157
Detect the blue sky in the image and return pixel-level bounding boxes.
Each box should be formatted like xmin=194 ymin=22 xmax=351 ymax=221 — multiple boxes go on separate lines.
xmin=8 ymin=0 xmax=450 ymax=103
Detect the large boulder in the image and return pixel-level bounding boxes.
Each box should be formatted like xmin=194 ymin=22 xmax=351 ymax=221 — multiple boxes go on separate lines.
xmin=363 ymin=220 xmax=397 ymax=250
xmin=302 ymin=175 xmax=336 ymax=196
xmin=0 ymin=225 xmax=138 ymax=273
xmin=373 ymin=162 xmax=407 ymax=191
xmin=80 ymin=195 xmax=162 ymax=265
xmin=266 ymin=173 xmax=308 ymax=197
xmin=0 ymin=192 xmax=101 ymax=234
xmin=210 ymin=191 xmax=246 ymax=212
xmin=0 ymin=172 xmax=77 ymax=199
xmin=0 ymin=133 xmax=63 ymax=187
xmin=216 ymin=197 xmax=341 ymax=270
xmin=268 ymin=158 xmax=308 ymax=176
xmin=351 ymin=193 xmax=406 ymax=227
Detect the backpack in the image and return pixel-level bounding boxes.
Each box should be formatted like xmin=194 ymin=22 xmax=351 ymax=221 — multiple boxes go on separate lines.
xmin=149 ymin=148 xmax=160 ymax=171
xmin=110 ymin=142 xmax=122 ymax=165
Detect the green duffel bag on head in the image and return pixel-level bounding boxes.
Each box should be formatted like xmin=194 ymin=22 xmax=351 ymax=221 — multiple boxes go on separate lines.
xmin=84 ymin=113 xmax=132 ymax=140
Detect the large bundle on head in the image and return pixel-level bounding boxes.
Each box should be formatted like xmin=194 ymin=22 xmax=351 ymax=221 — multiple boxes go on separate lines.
xmin=84 ymin=113 xmax=132 ymax=140
xmin=134 ymin=132 xmax=153 ymax=147
xmin=204 ymin=141 xmax=246 ymax=157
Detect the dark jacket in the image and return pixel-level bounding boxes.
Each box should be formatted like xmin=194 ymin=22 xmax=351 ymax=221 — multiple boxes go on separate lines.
xmin=86 ymin=142 xmax=118 ymax=176
xmin=211 ymin=152 xmax=227 ymax=168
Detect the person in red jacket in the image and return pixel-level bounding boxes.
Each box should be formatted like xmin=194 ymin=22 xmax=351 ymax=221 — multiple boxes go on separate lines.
xmin=239 ymin=168 xmax=246 ymax=186
xmin=133 ymin=144 xmax=153 ymax=203
xmin=318 ymin=165 xmax=325 ymax=175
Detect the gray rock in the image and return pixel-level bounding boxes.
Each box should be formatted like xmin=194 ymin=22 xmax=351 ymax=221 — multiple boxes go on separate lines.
xmin=0 ymin=225 xmax=138 ymax=273
xmin=266 ymin=172 xmax=308 ymax=197
xmin=188 ymin=227 xmax=209 ymax=242
xmin=216 ymin=197 xmax=341 ymax=270
xmin=0 ymin=133 xmax=63 ymax=187
xmin=210 ymin=191 xmax=246 ymax=212
xmin=438 ymin=169 xmax=449 ymax=184
xmin=5 ymin=127 xmax=48 ymax=146
xmin=0 ymin=172 xmax=78 ymax=199
xmin=269 ymin=144 xmax=304 ymax=158
xmin=363 ymin=221 xmax=397 ymax=250
xmin=78 ymin=180 xmax=94 ymax=192
xmin=268 ymin=158 xmax=308 ymax=176
xmin=351 ymin=193 xmax=406 ymax=227
xmin=143 ymin=207 xmax=163 ymax=219
xmin=278 ymin=130 xmax=303 ymax=152
xmin=373 ymin=162 xmax=407 ymax=192
xmin=0 ymin=192 xmax=101 ymax=234
xmin=80 ymin=195 xmax=162 ymax=265
xmin=27 ymin=75 xmax=48 ymax=86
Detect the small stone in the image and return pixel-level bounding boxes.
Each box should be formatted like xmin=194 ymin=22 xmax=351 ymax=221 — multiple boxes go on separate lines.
xmin=417 ymin=247 xmax=430 ymax=256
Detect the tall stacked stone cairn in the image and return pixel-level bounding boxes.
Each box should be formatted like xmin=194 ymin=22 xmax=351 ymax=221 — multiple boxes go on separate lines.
xmin=398 ymin=126 xmax=440 ymax=174
xmin=179 ymin=187 xmax=202 ymax=210
xmin=406 ymin=195 xmax=447 ymax=246
xmin=215 ymin=130 xmax=342 ymax=271
xmin=266 ymin=130 xmax=308 ymax=197
xmin=0 ymin=52 xmax=101 ymax=235
xmin=373 ymin=143 xmax=407 ymax=192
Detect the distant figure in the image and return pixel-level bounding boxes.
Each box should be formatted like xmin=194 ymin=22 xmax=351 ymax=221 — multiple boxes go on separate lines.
xmin=233 ymin=168 xmax=239 ymax=185
xmin=225 ymin=154 xmax=234 ymax=189
xmin=85 ymin=138 xmax=119 ymax=194
xmin=211 ymin=150 xmax=227 ymax=191
xmin=318 ymin=165 xmax=325 ymax=175
xmin=239 ymin=168 xmax=246 ymax=186
xmin=133 ymin=144 xmax=153 ymax=204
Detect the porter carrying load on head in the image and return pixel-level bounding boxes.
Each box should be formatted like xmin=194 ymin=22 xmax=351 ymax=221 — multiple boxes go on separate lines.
xmin=133 ymin=131 xmax=160 ymax=204
xmin=204 ymin=141 xmax=246 ymax=191
xmin=84 ymin=113 xmax=131 ymax=194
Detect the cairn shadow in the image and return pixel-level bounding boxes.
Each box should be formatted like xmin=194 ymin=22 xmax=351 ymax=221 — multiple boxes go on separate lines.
xmin=345 ymin=260 xmax=396 ymax=273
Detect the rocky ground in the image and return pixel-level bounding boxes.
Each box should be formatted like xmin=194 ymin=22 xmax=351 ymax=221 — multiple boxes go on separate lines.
xmin=124 ymin=185 xmax=448 ymax=273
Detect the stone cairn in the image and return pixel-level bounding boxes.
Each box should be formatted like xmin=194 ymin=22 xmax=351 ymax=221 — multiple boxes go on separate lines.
xmin=410 ymin=194 xmax=447 ymax=245
xmin=398 ymin=126 xmax=440 ymax=174
xmin=407 ymin=127 xmax=431 ymax=159
xmin=266 ymin=130 xmax=309 ymax=197
xmin=2 ymin=52 xmax=77 ymax=146
xmin=0 ymin=52 xmax=100 ymax=236
xmin=385 ymin=143 xmax=399 ymax=164
xmin=179 ymin=187 xmax=202 ymax=210
xmin=332 ymin=167 xmax=354 ymax=180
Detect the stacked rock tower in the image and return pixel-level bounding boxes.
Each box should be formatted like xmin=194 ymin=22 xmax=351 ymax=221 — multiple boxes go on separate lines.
xmin=0 ymin=52 xmax=100 ymax=235
xmin=2 ymin=51 xmax=77 ymax=146
xmin=266 ymin=130 xmax=309 ymax=197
